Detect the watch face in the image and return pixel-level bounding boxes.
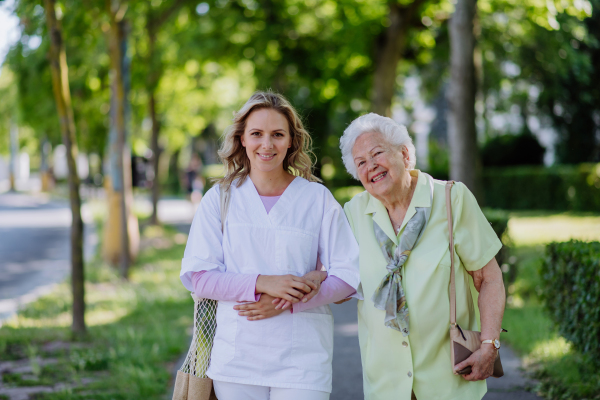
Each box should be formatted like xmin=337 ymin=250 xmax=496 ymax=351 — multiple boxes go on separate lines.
xmin=494 ymin=339 xmax=501 ymax=349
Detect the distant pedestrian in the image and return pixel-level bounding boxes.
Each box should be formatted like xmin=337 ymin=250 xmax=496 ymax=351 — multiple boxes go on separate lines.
xmin=339 ymin=113 xmax=506 ymax=400
xmin=180 ymin=91 xmax=361 ymax=400
xmin=184 ymin=154 xmax=203 ymax=202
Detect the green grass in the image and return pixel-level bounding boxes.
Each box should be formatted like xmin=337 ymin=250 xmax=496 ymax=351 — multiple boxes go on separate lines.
xmin=0 ymin=225 xmax=193 ymax=400
xmin=500 ymin=213 xmax=600 ymax=399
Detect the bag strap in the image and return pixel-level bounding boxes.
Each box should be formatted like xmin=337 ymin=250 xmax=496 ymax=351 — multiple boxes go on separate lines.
xmin=190 ymin=184 xmax=230 ymax=303
xmin=219 ymin=183 xmax=231 ymax=233
xmin=445 ymin=181 xmax=456 ymax=327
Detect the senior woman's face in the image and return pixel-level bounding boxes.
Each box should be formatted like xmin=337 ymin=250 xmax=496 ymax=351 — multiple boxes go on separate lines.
xmin=352 ymin=131 xmax=410 ymax=200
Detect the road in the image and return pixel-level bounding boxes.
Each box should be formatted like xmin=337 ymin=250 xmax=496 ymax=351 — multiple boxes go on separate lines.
xmin=0 ymin=192 xmax=96 ymax=322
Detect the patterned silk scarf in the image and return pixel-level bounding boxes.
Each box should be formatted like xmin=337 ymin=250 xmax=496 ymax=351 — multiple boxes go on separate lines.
xmin=371 ymin=173 xmax=434 ymax=336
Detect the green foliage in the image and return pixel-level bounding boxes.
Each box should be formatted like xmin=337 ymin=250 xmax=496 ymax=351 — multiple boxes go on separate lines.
xmin=537 ymin=0 xmax=600 ymax=164
xmin=540 ymin=240 xmax=600 ymax=361
xmin=482 ymin=164 xmax=600 ymax=211
xmin=0 ymin=66 xmax=18 ymax=155
xmin=500 ymin=245 xmax=566 ymax=354
xmin=475 ymin=0 xmax=600 ymax=163
xmin=481 ymin=133 xmax=545 ymax=167
xmin=332 ymin=185 xmax=364 ymax=205
xmin=7 ymin=0 xmax=111 ymax=155
xmin=534 ymin=351 xmax=600 ymax=400
xmin=425 ymin=139 xmax=449 ymax=181
xmin=482 ymin=208 xmax=509 ymax=240
xmin=502 ymin=242 xmax=600 ymax=400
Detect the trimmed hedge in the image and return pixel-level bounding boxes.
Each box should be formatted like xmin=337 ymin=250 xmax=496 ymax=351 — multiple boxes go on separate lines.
xmin=541 ymin=241 xmax=600 ymax=360
xmin=482 ymin=208 xmax=510 ymax=270
xmin=482 ymin=163 xmax=600 ymax=211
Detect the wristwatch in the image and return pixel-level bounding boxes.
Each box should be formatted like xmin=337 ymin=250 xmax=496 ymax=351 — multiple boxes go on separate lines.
xmin=482 ymin=338 xmax=501 ymax=350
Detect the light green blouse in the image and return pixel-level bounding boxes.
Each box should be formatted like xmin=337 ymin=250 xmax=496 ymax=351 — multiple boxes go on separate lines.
xmin=343 ymin=170 xmax=502 ymax=400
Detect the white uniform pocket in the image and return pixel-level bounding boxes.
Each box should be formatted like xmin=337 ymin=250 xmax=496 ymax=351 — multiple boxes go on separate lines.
xmin=211 ymin=302 xmax=238 ymax=367
xmin=275 ymin=229 xmax=312 ymax=274
xmin=291 ymin=312 xmax=334 ymax=373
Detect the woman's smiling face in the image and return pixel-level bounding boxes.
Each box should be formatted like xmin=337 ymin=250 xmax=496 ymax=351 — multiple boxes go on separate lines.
xmin=352 ymin=131 xmax=409 ymax=200
xmin=241 ymin=108 xmax=292 ymax=174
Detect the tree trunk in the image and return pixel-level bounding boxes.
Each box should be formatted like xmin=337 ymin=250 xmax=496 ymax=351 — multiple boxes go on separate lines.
xmin=149 ymin=91 xmax=161 ymax=225
xmin=104 ymin=1 xmax=139 ymax=279
xmin=9 ymin=122 xmax=17 ymax=191
xmin=145 ymin=1 xmax=186 ymax=225
xmin=370 ymin=1 xmax=425 ymax=116
xmin=147 ymin=25 xmax=161 ymax=226
xmin=43 ymin=0 xmax=86 ymax=336
xmin=40 ymin=136 xmax=52 ymax=192
xmin=447 ymin=0 xmax=480 ymax=196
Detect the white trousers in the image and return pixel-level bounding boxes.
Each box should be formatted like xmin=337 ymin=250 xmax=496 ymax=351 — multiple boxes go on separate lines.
xmin=213 ymin=380 xmax=330 ymax=400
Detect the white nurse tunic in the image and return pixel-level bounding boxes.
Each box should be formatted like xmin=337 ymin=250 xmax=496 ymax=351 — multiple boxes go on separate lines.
xmin=180 ymin=176 xmax=360 ymax=392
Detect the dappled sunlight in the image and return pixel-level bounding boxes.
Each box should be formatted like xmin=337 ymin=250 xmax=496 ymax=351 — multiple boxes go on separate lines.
xmin=526 ymin=336 xmax=572 ymax=365
xmin=86 ymin=309 xmax=130 ymax=327
xmin=509 ymin=213 xmax=600 ymax=246
xmin=4 ymin=312 xmax=72 ymax=329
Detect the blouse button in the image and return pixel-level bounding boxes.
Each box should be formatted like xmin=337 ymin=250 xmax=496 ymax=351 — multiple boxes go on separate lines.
xmin=402 ymin=341 xmax=408 ymax=347
xmin=408 ymin=371 xmax=413 ymax=378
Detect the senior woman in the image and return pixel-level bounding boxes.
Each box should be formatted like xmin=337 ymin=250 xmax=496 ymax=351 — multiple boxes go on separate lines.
xmin=340 ymin=113 xmax=505 ymax=400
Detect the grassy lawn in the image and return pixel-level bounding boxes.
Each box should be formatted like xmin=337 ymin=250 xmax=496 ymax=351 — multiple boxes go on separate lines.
xmin=502 ymin=212 xmax=600 ymax=399
xmin=0 ymin=225 xmax=193 ymax=400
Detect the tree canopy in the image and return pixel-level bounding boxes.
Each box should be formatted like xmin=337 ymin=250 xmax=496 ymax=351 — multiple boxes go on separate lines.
xmin=1 ymin=0 xmax=598 ymax=185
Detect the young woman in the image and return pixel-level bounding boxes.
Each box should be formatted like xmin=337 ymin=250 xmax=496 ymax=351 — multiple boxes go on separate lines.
xmin=180 ymin=91 xmax=360 ymax=400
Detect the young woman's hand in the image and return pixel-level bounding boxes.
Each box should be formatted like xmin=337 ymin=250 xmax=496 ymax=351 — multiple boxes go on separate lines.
xmin=273 ymin=270 xmax=328 ymax=310
xmin=255 ymin=274 xmax=317 ymax=304
xmin=233 ymin=294 xmax=285 ymax=321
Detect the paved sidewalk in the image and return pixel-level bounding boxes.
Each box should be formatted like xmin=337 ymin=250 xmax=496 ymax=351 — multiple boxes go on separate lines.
xmin=484 ymin=345 xmax=541 ymax=399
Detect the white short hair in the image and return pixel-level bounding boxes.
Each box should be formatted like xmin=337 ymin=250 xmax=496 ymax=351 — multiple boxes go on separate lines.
xmin=340 ymin=113 xmax=416 ymax=180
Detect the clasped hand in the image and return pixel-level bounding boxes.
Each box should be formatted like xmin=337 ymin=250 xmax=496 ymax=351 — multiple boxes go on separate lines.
xmin=233 ymin=271 xmax=327 ymax=320
xmin=453 ymin=345 xmax=497 ymax=381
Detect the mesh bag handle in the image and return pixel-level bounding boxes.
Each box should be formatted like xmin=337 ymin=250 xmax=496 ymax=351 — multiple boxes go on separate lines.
xmin=178 ymin=184 xmax=230 ymax=378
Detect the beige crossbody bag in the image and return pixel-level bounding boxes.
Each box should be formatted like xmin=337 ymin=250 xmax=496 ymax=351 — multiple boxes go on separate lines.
xmin=445 ymin=181 xmax=504 ymax=378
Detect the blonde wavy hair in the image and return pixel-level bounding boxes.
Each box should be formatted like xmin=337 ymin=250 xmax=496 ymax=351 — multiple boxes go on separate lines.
xmin=217 ymin=91 xmax=320 ymax=189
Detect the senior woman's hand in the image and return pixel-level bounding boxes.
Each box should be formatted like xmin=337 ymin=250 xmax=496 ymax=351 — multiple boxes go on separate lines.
xmin=234 ymin=294 xmax=285 ymax=320
xmin=454 ymin=346 xmax=497 ymax=381
xmin=456 ymin=256 xmax=505 ymax=381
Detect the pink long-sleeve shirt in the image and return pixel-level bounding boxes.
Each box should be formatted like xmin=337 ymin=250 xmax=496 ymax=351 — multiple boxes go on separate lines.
xmin=189 ymin=195 xmax=356 ymax=312
xmin=191 ymin=270 xmax=355 ymax=313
